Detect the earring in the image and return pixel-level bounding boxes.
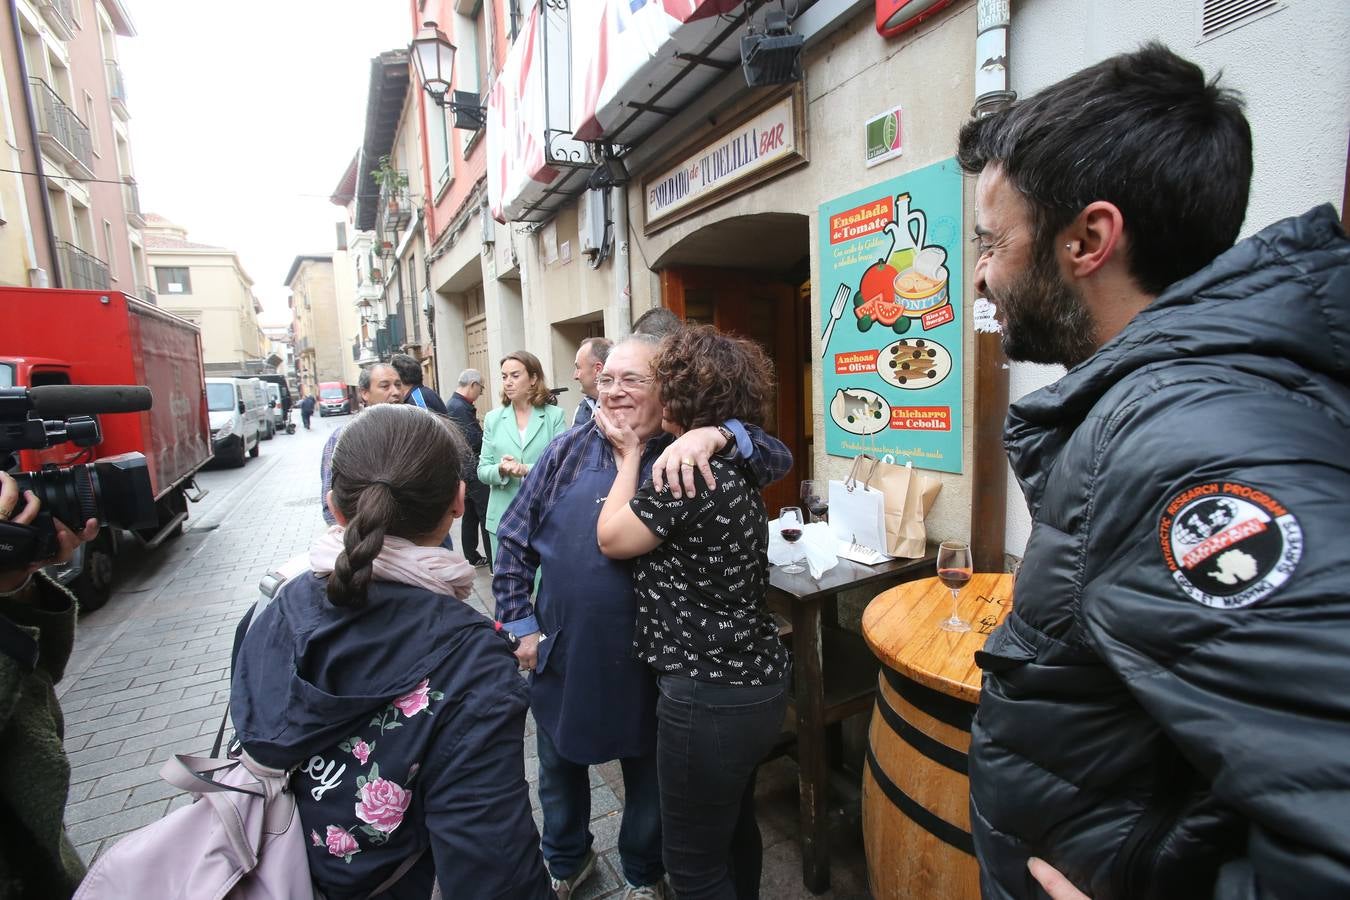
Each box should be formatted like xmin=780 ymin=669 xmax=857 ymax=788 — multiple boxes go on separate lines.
xmin=1064 ymin=243 xmax=1073 ymax=251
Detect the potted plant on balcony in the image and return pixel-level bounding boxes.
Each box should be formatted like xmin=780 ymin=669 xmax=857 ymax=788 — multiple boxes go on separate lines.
xmin=371 ymin=156 xmax=408 ymax=209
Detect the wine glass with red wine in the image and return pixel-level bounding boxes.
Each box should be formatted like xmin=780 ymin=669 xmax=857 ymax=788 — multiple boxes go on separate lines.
xmin=936 ymin=540 xmax=973 ymax=633
xmin=779 ymin=507 xmax=806 ymax=575
xmin=801 ymin=480 xmax=828 ymax=523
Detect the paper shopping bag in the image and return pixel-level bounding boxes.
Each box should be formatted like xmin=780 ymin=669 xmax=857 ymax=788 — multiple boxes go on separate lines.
xmin=828 ymin=455 xmax=887 ymax=555
xmin=871 ymin=458 xmax=942 ymax=558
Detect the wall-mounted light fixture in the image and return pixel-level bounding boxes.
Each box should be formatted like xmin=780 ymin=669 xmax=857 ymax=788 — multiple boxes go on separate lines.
xmin=410 ymin=21 xmax=487 ymax=131
xmin=740 ymin=8 xmax=804 ymax=88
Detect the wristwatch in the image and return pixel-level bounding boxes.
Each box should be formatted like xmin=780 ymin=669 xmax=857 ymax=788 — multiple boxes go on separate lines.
xmin=716 ymin=425 xmax=737 ymax=458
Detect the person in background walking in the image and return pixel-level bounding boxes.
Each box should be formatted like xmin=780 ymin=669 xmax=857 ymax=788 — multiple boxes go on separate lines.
xmin=478 ymin=351 xmax=566 ymax=560
xmin=391 ymin=353 xmax=449 ymax=415
xmin=299 ymin=392 xmax=316 ymax=430
xmin=571 ymin=337 xmax=611 ymax=428
xmin=447 ymin=369 xmax=492 ymax=568
xmin=597 ymin=325 xmax=789 ymax=900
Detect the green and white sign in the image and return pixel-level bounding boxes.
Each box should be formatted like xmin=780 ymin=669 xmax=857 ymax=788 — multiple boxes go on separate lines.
xmin=865 ymin=105 xmax=903 ymax=168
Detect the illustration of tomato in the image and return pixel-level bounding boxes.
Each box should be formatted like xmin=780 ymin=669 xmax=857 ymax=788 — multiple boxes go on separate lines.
xmin=852 ymin=290 xmax=875 ymax=332
xmin=873 ymin=297 xmax=905 ymax=327
xmin=859 ymin=261 xmax=898 ymax=306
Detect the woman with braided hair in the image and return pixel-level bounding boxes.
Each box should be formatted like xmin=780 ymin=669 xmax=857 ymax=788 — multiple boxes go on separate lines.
xmin=230 ymin=404 xmax=552 ymax=899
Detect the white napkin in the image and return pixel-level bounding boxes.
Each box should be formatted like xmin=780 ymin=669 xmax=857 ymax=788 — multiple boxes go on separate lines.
xmin=767 ymin=520 xmax=840 ymax=579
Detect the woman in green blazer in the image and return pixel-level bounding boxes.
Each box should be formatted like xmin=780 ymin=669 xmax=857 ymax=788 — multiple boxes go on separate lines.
xmin=477 ymin=350 xmax=567 ymax=559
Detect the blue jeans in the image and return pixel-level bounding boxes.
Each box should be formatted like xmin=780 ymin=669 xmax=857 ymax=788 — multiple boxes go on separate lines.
xmin=535 ymin=725 xmax=664 ymax=887
xmin=656 ymin=675 xmax=788 ymax=900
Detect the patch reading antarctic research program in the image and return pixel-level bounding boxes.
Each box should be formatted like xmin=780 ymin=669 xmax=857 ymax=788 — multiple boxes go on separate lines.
xmin=1158 ymin=482 xmax=1303 ymax=609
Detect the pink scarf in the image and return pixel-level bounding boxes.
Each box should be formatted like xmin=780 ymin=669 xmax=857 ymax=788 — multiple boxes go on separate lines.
xmin=309 ymin=526 xmax=477 ymax=600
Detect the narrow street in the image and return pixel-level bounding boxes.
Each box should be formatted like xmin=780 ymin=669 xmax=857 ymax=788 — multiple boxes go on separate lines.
xmin=56 ymin=414 xmax=867 ymax=898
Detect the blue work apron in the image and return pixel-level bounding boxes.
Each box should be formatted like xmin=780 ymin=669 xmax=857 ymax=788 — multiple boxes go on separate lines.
xmin=529 ymin=456 xmax=657 ymax=765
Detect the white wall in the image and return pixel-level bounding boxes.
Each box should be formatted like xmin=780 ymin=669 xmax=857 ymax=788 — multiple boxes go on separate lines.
xmin=1002 ymin=0 xmax=1350 ymax=556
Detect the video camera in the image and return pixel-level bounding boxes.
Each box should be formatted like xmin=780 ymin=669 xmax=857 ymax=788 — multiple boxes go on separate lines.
xmin=0 ymin=385 xmax=156 ymax=568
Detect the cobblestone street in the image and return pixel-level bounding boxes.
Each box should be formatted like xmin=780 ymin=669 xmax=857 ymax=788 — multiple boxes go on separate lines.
xmin=58 ymin=414 xmax=869 ymax=899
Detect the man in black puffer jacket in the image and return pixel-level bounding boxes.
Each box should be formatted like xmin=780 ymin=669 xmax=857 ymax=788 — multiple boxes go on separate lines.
xmin=958 ymin=43 xmax=1350 ymax=899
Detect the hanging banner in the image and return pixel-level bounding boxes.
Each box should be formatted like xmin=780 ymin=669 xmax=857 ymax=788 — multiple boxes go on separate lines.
xmin=487 ymin=5 xmax=558 ymax=223
xmin=818 ymin=157 xmax=964 ymax=473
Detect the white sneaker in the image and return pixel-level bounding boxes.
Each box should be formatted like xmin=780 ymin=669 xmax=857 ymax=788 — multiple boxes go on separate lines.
xmin=622 ymin=882 xmax=667 ymax=900
xmin=549 ymin=849 xmax=597 ymax=899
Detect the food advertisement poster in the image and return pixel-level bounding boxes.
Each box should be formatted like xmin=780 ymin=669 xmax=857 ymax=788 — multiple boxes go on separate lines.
xmin=818 ymin=158 xmax=963 ymax=472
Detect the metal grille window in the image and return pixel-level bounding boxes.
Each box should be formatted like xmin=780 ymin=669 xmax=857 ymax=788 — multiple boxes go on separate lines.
xmin=1199 ymin=0 xmax=1282 ymax=40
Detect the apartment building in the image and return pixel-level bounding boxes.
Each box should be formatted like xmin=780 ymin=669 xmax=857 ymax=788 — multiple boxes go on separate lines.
xmin=286 ymin=254 xmax=349 ymax=399
xmin=144 ymin=213 xmax=264 ymax=370
xmin=0 ymin=0 xmax=149 ymax=296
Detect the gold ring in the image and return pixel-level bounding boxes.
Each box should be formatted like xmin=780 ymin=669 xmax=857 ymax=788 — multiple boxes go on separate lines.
xmin=680 ymin=458 xmax=695 ymax=467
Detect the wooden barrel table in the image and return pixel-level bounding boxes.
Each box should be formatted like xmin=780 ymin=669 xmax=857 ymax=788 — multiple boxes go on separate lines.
xmin=859 ymin=573 xmax=1014 ymax=900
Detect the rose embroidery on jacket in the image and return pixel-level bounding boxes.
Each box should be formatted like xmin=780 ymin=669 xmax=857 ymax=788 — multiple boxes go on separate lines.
xmin=324 ymin=825 xmax=360 ymax=862
xmin=310 ymin=830 xmax=321 ymax=847
xmin=393 ymin=679 xmax=433 ymax=717
xmin=339 ymin=737 xmax=374 ymax=765
xmin=354 ymin=763 xmax=411 ymax=844
xmin=370 ymin=679 xmax=445 ymax=734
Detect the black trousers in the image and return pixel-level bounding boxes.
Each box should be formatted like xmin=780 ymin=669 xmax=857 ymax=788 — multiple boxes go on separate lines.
xmin=460 ymin=480 xmax=492 ymax=562
xmin=655 ymin=674 xmax=788 ymax=900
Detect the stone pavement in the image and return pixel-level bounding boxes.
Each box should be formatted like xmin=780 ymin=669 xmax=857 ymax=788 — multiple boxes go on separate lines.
xmin=58 ymin=413 xmax=870 ymax=898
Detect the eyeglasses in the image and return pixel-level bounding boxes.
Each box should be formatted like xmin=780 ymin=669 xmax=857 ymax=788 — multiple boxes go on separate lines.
xmin=596 ymin=374 xmax=654 ymax=392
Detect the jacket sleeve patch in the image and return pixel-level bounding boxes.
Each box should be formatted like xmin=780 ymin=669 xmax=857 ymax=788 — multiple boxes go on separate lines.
xmin=1157 ymin=481 xmax=1302 ymax=608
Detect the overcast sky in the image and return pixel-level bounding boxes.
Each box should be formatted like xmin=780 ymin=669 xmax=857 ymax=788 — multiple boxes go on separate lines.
xmin=120 ymin=1 xmax=412 ymax=326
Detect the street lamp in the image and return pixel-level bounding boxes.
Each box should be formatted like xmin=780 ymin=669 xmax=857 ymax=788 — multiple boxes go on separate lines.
xmin=410 ymin=21 xmax=487 ymax=131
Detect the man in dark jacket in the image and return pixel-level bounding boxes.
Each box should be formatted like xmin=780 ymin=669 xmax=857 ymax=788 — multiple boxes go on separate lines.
xmin=299 ymin=392 xmax=316 ymax=430
xmin=391 ymin=354 xmax=448 ymax=415
xmin=958 ymin=43 xmax=1350 ymax=899
xmin=446 ymin=369 xmax=491 ymax=567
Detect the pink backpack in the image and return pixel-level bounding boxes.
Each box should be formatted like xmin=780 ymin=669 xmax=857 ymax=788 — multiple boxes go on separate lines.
xmin=73 ymin=747 xmax=422 ymax=899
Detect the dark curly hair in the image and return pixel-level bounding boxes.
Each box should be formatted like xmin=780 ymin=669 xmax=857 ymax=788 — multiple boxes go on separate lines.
xmin=326 ymin=404 xmax=466 ymax=607
xmin=654 ymin=324 xmax=774 ymax=432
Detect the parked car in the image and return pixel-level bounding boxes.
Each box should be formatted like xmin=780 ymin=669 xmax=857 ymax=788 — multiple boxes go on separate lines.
xmin=318 ymin=381 xmax=350 ymax=416
xmin=205 ymin=377 xmax=262 ymax=466
xmin=266 ymin=383 xmax=287 ymax=433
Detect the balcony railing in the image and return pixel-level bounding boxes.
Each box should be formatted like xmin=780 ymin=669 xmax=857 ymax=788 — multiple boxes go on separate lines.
xmin=30 ymin=78 xmax=93 ymax=173
xmin=35 ymin=0 xmax=76 ymax=40
xmin=377 ymin=175 xmax=413 ymax=233
xmin=56 ymin=241 xmax=110 ymax=290
xmin=106 ymin=60 xmax=129 ymax=118
xmin=122 ymin=178 xmax=145 ymax=228
xmin=137 ymin=284 xmax=157 ymax=306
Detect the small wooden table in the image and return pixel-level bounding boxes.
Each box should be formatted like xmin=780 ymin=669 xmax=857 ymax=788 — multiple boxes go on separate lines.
xmin=766 ymin=550 xmax=937 ymax=894
xmin=860 ymin=574 xmax=1014 ymax=899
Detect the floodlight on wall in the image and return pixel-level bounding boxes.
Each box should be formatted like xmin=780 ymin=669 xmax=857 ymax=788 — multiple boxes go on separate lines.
xmin=587 ymin=147 xmax=629 ymax=191
xmin=410 ymin=21 xmax=487 ymax=131
xmin=740 ymin=8 xmax=804 ymax=87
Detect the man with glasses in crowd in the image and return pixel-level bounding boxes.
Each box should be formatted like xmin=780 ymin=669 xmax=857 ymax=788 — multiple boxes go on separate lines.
xmin=492 ymin=330 xmax=792 ymax=899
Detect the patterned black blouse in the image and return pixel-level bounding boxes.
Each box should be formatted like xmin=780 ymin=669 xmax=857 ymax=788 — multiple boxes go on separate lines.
xmin=628 ymin=457 xmax=789 ymax=686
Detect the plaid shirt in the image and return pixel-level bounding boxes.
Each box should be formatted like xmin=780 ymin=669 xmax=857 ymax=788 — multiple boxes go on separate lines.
xmin=491 ymin=420 xmax=792 ymax=636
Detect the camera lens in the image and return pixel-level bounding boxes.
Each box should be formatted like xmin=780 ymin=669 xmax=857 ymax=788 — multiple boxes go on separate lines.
xmin=13 ymin=453 xmax=155 ymax=532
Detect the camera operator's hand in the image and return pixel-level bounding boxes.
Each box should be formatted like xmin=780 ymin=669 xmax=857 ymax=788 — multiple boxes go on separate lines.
xmin=0 ymin=471 xmax=99 ymax=594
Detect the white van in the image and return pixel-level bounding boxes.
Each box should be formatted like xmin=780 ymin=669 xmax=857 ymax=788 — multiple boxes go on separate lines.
xmin=205 ymin=377 xmax=263 ymax=467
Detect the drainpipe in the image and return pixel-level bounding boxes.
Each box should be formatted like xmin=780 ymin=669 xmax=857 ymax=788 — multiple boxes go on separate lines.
xmin=609 ymin=184 xmax=631 ymax=337
xmin=10 ymin=0 xmax=62 ymax=287
xmin=968 ymin=0 xmax=1013 ymax=573
xmin=972 ymin=0 xmax=1014 ymax=118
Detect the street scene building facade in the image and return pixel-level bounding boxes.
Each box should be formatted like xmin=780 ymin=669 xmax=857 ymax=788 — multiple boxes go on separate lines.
xmin=0 ymin=0 xmax=149 ymax=296
xmin=144 ymin=214 xmax=265 ymax=372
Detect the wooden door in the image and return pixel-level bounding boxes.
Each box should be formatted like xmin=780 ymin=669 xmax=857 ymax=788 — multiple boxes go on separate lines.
xmin=662 ymin=267 xmax=806 ymax=516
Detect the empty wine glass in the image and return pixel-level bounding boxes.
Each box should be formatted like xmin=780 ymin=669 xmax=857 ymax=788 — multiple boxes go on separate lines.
xmin=801 ymin=480 xmax=828 ymax=523
xmin=779 ymin=507 xmax=806 ymax=575
xmin=936 ymin=540 xmax=972 ymax=633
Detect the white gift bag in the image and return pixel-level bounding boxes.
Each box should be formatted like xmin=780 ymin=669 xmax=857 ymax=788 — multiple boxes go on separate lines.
xmin=828 ymin=455 xmax=887 ymax=559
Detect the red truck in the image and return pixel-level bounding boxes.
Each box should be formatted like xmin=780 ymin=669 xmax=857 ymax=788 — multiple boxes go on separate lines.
xmin=0 ymin=287 xmax=212 ymax=608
